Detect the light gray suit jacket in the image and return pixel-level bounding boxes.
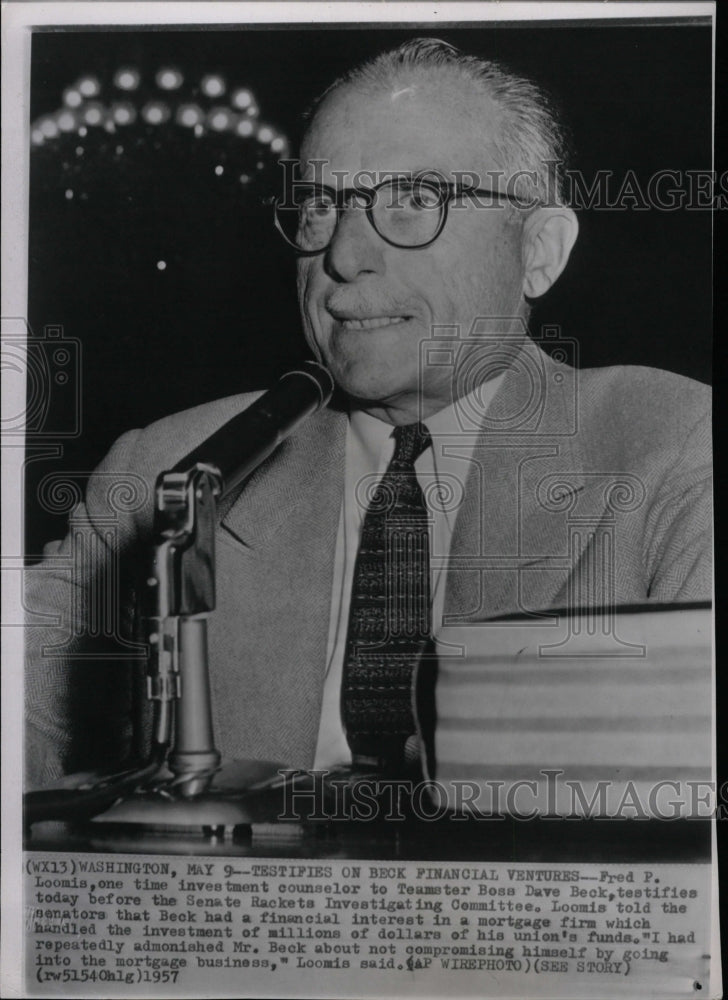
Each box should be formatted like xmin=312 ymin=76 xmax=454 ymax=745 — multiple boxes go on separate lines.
xmin=25 ymin=346 xmax=711 ymax=785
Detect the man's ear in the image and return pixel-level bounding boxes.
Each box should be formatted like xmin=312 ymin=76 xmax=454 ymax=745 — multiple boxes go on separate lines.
xmin=521 ymin=207 xmax=579 ymax=299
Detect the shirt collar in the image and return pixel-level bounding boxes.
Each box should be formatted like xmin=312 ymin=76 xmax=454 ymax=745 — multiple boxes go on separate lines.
xmin=348 ymin=404 xmax=394 ymax=472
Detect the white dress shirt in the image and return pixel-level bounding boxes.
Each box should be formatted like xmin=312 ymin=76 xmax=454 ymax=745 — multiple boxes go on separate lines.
xmin=313 ymin=376 xmax=505 ymax=769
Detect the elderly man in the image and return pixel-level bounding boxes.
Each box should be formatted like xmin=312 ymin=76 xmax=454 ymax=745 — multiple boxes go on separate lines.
xmin=25 ymin=38 xmax=711 ymax=788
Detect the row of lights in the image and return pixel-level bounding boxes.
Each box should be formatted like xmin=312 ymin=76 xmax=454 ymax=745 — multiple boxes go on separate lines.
xmin=32 ymin=69 xmax=288 ymax=154
xmin=62 ymin=69 xmax=254 ymax=103
xmin=32 ymin=102 xmax=286 ymax=151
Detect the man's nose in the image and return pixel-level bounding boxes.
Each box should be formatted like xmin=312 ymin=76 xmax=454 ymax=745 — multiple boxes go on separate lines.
xmin=324 ymin=204 xmax=386 ymax=282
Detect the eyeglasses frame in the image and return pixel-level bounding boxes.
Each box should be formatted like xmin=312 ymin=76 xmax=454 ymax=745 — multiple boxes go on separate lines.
xmin=273 ymin=176 xmax=533 ymax=255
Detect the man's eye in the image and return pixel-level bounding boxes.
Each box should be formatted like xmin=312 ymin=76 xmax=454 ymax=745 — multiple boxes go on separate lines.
xmin=397 ymin=184 xmax=441 ymax=211
xmin=302 ymin=198 xmax=335 ymax=216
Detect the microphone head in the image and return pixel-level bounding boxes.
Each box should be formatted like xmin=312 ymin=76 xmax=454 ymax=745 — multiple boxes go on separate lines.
xmin=281 ymin=361 xmax=334 ymax=408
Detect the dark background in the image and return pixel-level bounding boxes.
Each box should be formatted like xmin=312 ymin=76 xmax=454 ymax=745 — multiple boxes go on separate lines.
xmin=26 ymin=20 xmax=713 ymax=554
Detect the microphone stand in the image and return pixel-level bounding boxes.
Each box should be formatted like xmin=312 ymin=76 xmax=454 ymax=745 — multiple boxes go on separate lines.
xmin=25 ymin=362 xmax=334 ymax=839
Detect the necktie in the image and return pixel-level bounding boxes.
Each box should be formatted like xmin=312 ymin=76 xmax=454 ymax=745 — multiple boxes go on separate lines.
xmin=342 ymin=422 xmax=433 ymax=770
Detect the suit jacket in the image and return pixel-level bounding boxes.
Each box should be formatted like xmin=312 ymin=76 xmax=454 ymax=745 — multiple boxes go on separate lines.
xmin=25 ymin=345 xmax=712 ymax=785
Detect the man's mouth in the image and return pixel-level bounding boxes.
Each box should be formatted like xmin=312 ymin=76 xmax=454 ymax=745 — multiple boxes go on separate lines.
xmin=336 ymin=315 xmax=410 ymax=331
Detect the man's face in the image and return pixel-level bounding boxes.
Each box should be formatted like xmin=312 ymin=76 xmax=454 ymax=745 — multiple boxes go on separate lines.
xmin=297 ymin=74 xmax=527 ymax=422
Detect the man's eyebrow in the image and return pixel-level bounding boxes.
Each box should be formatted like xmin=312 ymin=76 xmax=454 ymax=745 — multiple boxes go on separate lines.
xmin=396 ymin=166 xmax=456 ymax=182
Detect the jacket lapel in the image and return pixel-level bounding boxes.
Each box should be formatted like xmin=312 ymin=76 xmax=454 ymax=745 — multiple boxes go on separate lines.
xmin=219 ymin=404 xmax=347 ymax=549
xmin=445 ymin=343 xmax=592 ymax=622
xmin=209 ymin=406 xmax=347 ymax=766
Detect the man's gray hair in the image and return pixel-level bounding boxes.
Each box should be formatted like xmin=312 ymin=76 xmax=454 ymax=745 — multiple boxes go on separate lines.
xmin=308 ymin=37 xmax=570 ymax=206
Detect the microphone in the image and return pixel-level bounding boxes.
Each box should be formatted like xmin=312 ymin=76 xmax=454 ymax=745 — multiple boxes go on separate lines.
xmin=24 ymin=363 xmax=336 ymax=826
xmin=175 ymin=361 xmax=334 ymax=499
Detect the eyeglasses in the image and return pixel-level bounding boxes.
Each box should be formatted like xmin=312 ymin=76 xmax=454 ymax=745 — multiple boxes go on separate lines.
xmin=274 ymin=176 xmax=529 ymax=255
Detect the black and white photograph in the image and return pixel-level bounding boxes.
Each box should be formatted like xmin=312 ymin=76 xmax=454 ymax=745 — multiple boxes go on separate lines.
xmin=1 ymin=2 xmax=718 ymax=997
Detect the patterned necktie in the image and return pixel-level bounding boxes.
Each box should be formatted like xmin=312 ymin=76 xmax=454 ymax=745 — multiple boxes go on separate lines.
xmin=342 ymin=422 xmax=433 ymax=770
